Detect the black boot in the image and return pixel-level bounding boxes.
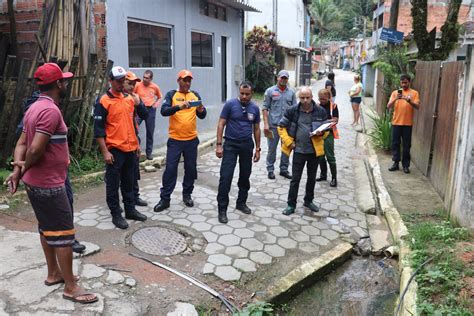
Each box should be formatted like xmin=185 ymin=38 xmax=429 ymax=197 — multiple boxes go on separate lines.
xmin=329 ymin=163 xmax=337 ymax=187
xmin=388 ymin=162 xmax=400 ymax=171
xmin=218 ymin=209 xmax=228 ymax=224
xmin=316 ymin=158 xmax=328 ymax=182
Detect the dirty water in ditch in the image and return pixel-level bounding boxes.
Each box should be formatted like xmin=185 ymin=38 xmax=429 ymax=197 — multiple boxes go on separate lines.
xmin=276 ymin=256 xmax=399 ymax=316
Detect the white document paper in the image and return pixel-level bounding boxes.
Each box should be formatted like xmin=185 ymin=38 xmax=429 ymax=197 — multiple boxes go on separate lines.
xmin=310 ymin=122 xmax=335 ymax=136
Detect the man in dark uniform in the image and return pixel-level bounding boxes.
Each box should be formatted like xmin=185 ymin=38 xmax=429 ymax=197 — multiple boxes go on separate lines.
xmin=93 ymin=66 xmax=148 ymax=229
xmin=215 ymin=81 xmax=261 ymax=224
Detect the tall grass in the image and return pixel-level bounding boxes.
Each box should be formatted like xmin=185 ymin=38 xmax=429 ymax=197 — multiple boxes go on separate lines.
xmin=366 ymin=111 xmax=392 ymax=151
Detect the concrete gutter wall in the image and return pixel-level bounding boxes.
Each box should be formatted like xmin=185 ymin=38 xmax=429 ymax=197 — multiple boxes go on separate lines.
xmin=361 ymin=102 xmax=417 ymax=316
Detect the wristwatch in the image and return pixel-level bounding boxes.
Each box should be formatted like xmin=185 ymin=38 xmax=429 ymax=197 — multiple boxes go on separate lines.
xmin=256 ymin=148 xmax=261 ymax=152
xmin=216 ymin=142 xmax=222 ymax=146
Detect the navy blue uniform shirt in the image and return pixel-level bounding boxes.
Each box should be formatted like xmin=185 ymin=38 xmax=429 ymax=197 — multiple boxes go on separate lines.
xmin=220 ymin=98 xmax=260 ymax=141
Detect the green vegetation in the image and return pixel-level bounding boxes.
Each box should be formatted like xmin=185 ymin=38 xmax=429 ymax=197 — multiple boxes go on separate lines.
xmin=366 ymin=111 xmax=392 ymax=151
xmin=310 ymin=0 xmax=373 ymax=41
xmin=403 ymin=213 xmax=473 ymax=315
xmin=373 ymin=44 xmax=413 ymax=102
xmin=234 ymin=302 xmax=273 ymax=316
xmin=411 ymin=0 xmax=463 ymax=60
xmin=0 ymin=168 xmax=10 ymax=192
xmin=245 ymin=26 xmax=278 ymax=93
xmin=68 ymin=153 xmax=104 ymax=177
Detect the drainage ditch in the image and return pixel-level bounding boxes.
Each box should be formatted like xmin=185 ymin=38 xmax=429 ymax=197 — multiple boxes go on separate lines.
xmin=276 ymin=256 xmax=399 ymax=315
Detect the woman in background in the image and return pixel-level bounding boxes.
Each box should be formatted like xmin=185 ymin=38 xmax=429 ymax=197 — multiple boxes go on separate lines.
xmin=348 ymin=74 xmax=363 ymax=126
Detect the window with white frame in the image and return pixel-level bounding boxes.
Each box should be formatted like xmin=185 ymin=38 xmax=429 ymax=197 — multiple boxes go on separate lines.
xmin=191 ymin=32 xmax=213 ymax=67
xmin=128 ymin=20 xmax=172 ymax=68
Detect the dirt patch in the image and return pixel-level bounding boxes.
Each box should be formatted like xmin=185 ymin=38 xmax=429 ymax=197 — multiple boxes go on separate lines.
xmin=376 ymin=152 xmax=444 ymax=215
xmin=456 ymin=242 xmax=474 ymax=310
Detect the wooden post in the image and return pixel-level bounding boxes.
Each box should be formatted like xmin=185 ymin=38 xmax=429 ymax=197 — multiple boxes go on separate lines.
xmin=63 ymin=55 xmax=79 ymax=118
xmin=7 ymin=0 xmax=17 ymax=56
xmin=1 ymin=59 xmax=32 ymax=164
xmin=73 ymin=53 xmax=97 ymax=154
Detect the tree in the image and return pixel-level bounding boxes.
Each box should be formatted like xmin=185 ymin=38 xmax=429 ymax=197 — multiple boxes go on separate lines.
xmin=310 ymin=0 xmax=341 ymax=37
xmin=245 ymin=26 xmax=278 ymax=92
xmin=411 ymin=0 xmax=463 ymax=60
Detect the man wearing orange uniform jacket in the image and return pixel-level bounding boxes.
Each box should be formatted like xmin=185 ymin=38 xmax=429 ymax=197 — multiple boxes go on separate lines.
xmin=93 ymin=66 xmax=148 ymax=229
xmin=154 ymin=70 xmax=207 ymax=212
xmin=387 ymin=74 xmax=420 ymax=174
xmin=123 ymin=71 xmax=149 ymax=207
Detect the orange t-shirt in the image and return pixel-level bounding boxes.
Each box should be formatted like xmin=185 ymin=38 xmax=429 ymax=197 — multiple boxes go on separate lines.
xmin=389 ymin=89 xmax=420 ymax=126
xmin=134 ymin=82 xmax=162 ymax=107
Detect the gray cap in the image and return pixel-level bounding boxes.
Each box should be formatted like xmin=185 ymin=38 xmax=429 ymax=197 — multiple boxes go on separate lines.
xmin=278 ymin=70 xmax=290 ymax=78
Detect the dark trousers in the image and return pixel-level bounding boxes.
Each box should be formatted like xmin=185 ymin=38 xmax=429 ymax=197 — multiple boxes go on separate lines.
xmin=133 ymin=152 xmax=140 ymax=201
xmin=288 ymin=152 xmax=318 ymax=207
xmin=160 ymin=137 xmax=199 ymax=201
xmin=217 ymin=138 xmax=254 ymax=212
xmin=391 ymin=125 xmax=412 ymax=167
xmin=137 ymin=107 xmax=156 ymax=156
xmin=105 ymin=148 xmax=136 ymax=216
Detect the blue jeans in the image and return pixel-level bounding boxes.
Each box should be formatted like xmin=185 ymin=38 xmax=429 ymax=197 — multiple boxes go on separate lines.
xmin=160 ymin=138 xmax=199 ymax=201
xmin=137 ymin=107 xmax=156 ymax=156
xmin=217 ymin=138 xmax=254 ymax=211
xmin=266 ymin=126 xmax=289 ymax=173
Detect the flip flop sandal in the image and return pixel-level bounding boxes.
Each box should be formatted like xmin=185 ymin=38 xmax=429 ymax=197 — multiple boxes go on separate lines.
xmin=62 ymin=293 xmax=98 ymax=304
xmin=44 ymin=275 xmax=80 ymax=286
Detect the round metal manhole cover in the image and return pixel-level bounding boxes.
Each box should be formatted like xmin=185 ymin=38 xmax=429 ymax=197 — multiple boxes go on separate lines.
xmin=131 ymin=227 xmax=187 ymax=256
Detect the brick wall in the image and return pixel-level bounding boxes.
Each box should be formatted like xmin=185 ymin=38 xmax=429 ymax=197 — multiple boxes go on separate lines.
xmin=0 ymin=0 xmax=43 ymax=60
xmin=383 ymin=0 xmax=472 ymax=35
xmin=1 ymin=0 xmax=108 ymax=63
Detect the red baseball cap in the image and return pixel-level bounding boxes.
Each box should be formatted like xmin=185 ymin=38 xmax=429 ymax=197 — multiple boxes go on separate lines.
xmin=34 ymin=63 xmax=73 ymax=85
xmin=177 ymin=69 xmax=193 ymax=79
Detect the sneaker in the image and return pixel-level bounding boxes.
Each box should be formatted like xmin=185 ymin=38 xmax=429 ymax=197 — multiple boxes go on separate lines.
xmin=125 ymin=209 xmax=147 ymax=221
xmin=282 ymin=205 xmax=296 ymax=216
xmin=135 ymin=198 xmax=148 ymax=207
xmin=112 ymin=215 xmax=129 ymax=229
xmin=183 ymin=196 xmax=194 ymax=207
xmin=330 ymin=178 xmax=337 ymax=187
xmin=268 ymin=172 xmax=275 ymax=180
xmin=146 ymin=154 xmax=153 ymax=160
xmin=218 ymin=210 xmax=228 ymax=224
xmin=72 ymin=240 xmax=86 ymax=253
xmin=236 ymin=203 xmax=252 ymax=214
xmin=280 ymin=171 xmax=292 ymax=179
xmin=154 ymin=200 xmax=170 ymax=213
xmin=388 ymin=162 xmax=400 ymax=172
xmin=303 ymin=201 xmax=319 ymax=212
xmin=403 ymin=167 xmax=410 ymax=174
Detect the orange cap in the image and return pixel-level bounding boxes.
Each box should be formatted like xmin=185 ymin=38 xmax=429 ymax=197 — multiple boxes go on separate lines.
xmin=177 ymin=69 xmax=193 ymax=79
xmin=125 ymin=71 xmax=141 ymax=82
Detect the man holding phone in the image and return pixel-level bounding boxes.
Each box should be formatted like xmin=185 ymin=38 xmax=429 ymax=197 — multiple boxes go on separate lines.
xmin=154 ymin=70 xmax=207 ymax=212
xmin=387 ymin=74 xmax=420 ymax=174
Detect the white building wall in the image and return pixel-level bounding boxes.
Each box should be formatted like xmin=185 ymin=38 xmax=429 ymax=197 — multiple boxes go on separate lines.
xmin=245 ymin=0 xmax=305 ymax=49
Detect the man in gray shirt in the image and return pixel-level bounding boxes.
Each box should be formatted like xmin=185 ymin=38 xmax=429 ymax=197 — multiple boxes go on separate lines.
xmin=262 ymin=70 xmax=297 ymax=180
xmin=277 ymin=87 xmax=327 ymax=215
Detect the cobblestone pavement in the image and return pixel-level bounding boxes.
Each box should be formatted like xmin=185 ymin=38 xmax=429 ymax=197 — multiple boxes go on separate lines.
xmin=73 ymin=70 xmax=368 ymax=282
